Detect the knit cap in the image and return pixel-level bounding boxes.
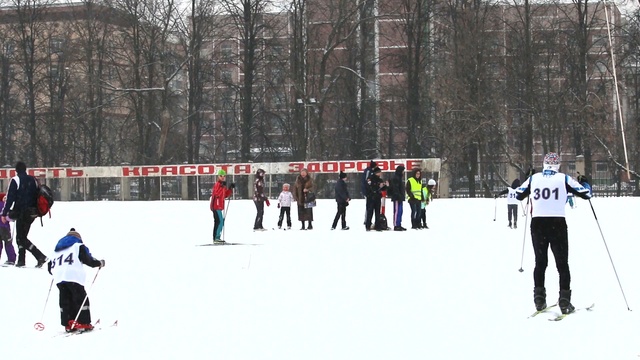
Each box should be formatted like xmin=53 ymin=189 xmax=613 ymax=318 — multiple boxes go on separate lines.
xmin=339 ymin=171 xmax=347 ymax=179
xmin=67 ymin=228 xmax=82 ymax=240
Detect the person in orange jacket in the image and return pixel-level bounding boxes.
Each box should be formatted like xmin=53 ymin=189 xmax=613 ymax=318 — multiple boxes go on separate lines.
xmin=210 ymin=169 xmax=234 ymax=242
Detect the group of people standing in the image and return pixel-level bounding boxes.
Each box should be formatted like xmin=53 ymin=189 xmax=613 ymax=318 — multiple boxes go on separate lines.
xmin=209 ymin=162 xmax=437 ymax=238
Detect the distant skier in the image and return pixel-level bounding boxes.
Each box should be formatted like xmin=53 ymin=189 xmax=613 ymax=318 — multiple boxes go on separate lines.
xmin=210 ymin=169 xmax=234 ymax=243
xmin=48 ymin=228 xmax=105 ymax=333
xmin=516 ymin=152 xmax=591 ymax=315
xmin=494 ymin=179 xmax=521 ymax=228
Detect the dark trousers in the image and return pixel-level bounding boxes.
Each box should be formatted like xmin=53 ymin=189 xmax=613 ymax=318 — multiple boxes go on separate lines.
xmin=393 ymin=201 xmax=403 ymax=227
xmin=531 ymin=217 xmax=570 ymax=290
xmin=332 ymin=203 xmax=347 ymax=229
xmin=253 ymin=200 xmax=264 ymax=229
xmin=409 ymin=201 xmax=421 ymax=228
xmin=15 ymin=212 xmax=44 ymax=264
xmin=278 ymin=207 xmax=291 ymax=227
xmin=420 ymin=208 xmax=427 ymax=227
xmin=57 ymin=281 xmax=91 ymax=327
xmin=365 ymin=197 xmax=381 ymax=230
xmin=507 ymin=204 xmax=518 ymax=224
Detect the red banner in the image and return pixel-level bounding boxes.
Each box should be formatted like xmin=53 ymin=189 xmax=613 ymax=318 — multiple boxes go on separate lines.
xmin=0 ymin=159 xmax=439 ymax=179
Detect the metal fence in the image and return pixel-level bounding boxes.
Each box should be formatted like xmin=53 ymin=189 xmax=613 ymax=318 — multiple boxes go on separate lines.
xmin=447 ymin=160 xmax=637 ymax=198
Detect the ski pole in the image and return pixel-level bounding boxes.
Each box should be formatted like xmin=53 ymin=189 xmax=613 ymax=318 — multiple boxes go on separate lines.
xmin=518 ymin=198 xmax=530 ymax=273
xmin=34 ymin=278 xmax=54 ymax=331
xmin=587 ymin=199 xmax=631 ymax=311
xmin=223 ymin=196 xmax=231 ymax=241
xmin=493 ymin=197 xmax=497 ymax=221
xmin=70 ymin=268 xmax=101 ymax=330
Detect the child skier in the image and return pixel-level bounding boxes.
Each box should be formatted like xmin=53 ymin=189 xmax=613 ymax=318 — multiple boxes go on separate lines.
xmin=277 ymin=183 xmax=294 ymax=229
xmin=48 ymin=228 xmax=105 ymax=333
xmin=0 ymin=193 xmax=16 ymax=266
xmin=210 ymin=169 xmax=235 ymax=242
xmin=495 ymin=179 xmax=521 ymax=228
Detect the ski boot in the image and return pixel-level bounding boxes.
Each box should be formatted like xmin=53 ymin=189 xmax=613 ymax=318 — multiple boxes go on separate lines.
xmin=559 ymin=289 xmax=575 ymax=314
xmin=534 ymin=287 xmax=547 ymax=311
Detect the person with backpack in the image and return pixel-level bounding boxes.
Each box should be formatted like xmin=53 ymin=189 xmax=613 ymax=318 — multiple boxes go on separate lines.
xmin=48 ymin=228 xmax=105 ymax=333
xmin=0 ymin=162 xmax=47 ymax=268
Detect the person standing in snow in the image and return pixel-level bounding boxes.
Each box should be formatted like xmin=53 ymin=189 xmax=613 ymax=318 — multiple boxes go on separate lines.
xmin=494 ymin=178 xmax=521 ymax=229
xmin=362 ymin=160 xmax=376 ymax=226
xmin=420 ymin=179 xmax=436 ymax=229
xmin=0 ymin=193 xmax=16 ymax=265
xmin=516 ymin=152 xmax=591 ymax=315
xmin=331 ymin=171 xmax=350 ymax=230
xmin=365 ymin=167 xmax=387 ymax=231
xmin=388 ymin=165 xmax=406 ymax=231
xmin=277 ymin=183 xmax=294 ymax=229
xmin=253 ymin=169 xmax=269 ymax=231
xmin=210 ymin=169 xmax=234 ymax=242
xmin=405 ymin=169 xmax=423 ymax=229
xmin=293 ymin=168 xmax=314 ymax=230
xmin=48 ymin=228 xmax=105 ymax=333
xmin=0 ymin=161 xmax=47 ymax=268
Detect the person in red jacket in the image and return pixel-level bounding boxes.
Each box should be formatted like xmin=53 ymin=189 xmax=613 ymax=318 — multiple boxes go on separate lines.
xmin=210 ymin=169 xmax=234 ymax=243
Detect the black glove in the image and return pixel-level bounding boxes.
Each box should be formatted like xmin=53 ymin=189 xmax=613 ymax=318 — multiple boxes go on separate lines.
xmin=577 ymin=175 xmax=589 ymax=186
xmin=221 ymin=181 xmax=227 ymax=186
xmin=229 ymin=183 xmax=236 ymax=189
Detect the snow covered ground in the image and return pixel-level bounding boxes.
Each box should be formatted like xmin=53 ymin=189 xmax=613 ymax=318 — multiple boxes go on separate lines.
xmin=0 ymin=196 xmax=638 ymax=360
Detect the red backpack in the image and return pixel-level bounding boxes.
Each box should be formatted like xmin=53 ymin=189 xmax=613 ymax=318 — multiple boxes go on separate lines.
xmin=36 ymin=184 xmax=54 ymax=218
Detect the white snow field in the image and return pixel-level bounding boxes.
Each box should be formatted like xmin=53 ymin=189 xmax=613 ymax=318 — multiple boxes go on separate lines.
xmin=0 ymin=196 xmax=638 ymax=360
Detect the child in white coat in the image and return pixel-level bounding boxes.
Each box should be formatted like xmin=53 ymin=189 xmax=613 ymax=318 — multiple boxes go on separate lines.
xmin=277 ymin=183 xmax=294 ymax=229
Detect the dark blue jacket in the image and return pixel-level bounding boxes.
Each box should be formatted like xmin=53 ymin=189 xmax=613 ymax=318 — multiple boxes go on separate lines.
xmin=1 ymin=171 xmax=38 ymax=217
xmin=335 ymin=178 xmax=350 ymax=204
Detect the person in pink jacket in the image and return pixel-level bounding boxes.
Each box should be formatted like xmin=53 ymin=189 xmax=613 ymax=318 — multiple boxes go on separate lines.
xmin=210 ymin=170 xmax=234 ymax=242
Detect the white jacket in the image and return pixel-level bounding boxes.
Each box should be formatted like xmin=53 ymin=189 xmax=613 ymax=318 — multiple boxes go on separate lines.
xmin=278 ymin=191 xmax=294 ymax=207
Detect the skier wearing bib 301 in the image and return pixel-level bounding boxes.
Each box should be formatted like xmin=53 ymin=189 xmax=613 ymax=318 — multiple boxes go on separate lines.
xmin=515 ymin=153 xmax=591 ymax=314
xmin=48 ymin=228 xmax=105 ymax=332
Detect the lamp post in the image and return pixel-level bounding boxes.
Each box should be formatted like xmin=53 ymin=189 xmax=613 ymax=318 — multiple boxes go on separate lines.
xmin=296 ymin=97 xmax=317 ymax=160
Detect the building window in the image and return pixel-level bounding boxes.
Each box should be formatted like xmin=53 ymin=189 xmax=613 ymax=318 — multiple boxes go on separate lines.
xmin=220 ymin=43 xmax=232 ymax=60
xmin=50 ymin=38 xmax=64 ymax=54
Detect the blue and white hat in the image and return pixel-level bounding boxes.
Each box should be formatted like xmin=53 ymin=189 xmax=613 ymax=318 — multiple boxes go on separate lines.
xmin=543 ymin=152 xmax=560 ymax=172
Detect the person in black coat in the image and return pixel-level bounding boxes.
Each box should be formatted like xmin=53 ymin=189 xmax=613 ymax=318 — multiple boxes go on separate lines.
xmin=388 ymin=165 xmax=406 ymax=231
xmin=0 ymin=161 xmax=47 ymax=267
xmin=331 ymin=171 xmax=351 ymax=230
xmin=365 ymin=167 xmax=388 ymax=231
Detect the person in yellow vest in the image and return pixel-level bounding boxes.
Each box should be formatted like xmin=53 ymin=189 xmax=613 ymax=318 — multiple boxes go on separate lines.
xmin=405 ymin=169 xmax=423 ymax=229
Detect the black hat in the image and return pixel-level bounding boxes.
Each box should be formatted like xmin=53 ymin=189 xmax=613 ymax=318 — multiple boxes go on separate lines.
xmin=373 ymin=167 xmax=382 ymax=173
xmin=339 ymin=171 xmax=347 ymax=179
xmin=15 ymin=161 xmax=26 ymax=173
xmin=369 ymin=160 xmax=376 ymax=168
